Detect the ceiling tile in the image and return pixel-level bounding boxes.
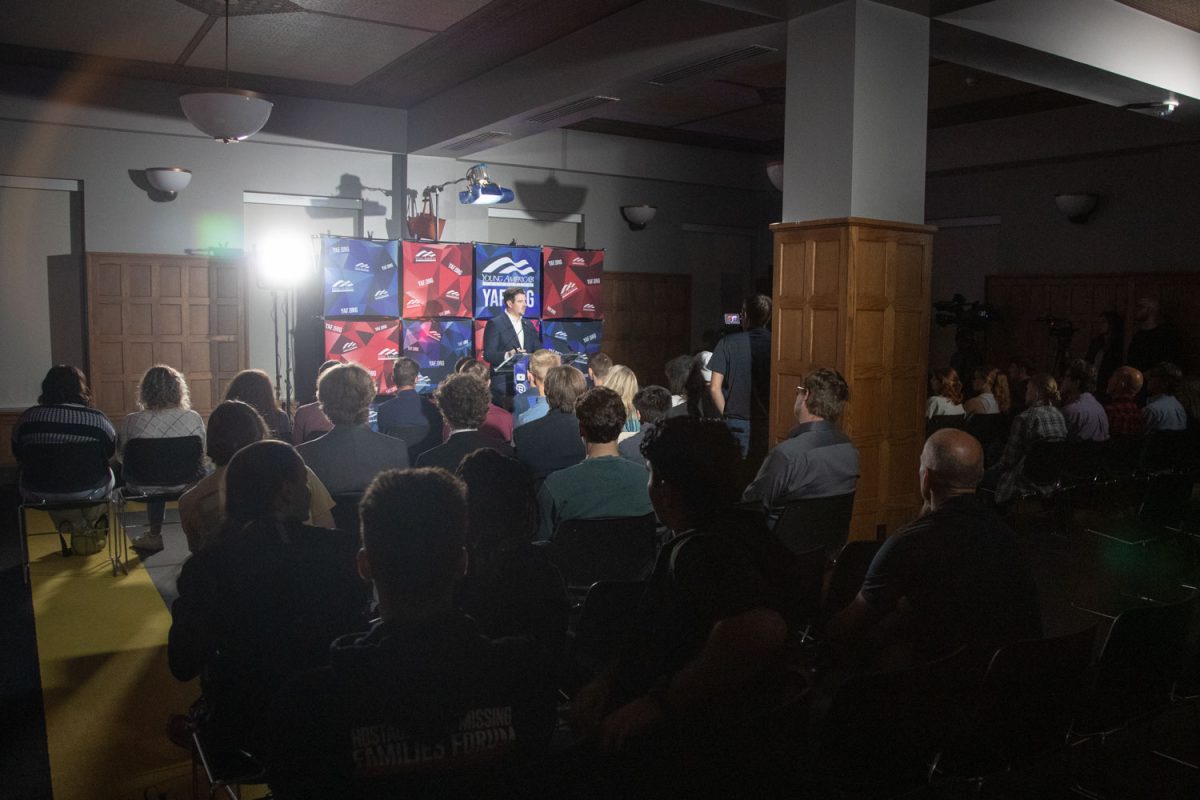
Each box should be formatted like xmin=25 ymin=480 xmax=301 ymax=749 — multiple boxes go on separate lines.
xmin=678 ymin=102 xmax=785 ymax=142
xmin=597 ymin=81 xmax=762 ymax=128
xmin=0 ymin=0 xmax=208 ymax=63
xmin=186 ymin=11 xmax=432 ymax=85
xmin=295 ymin=0 xmax=494 ymax=32
xmin=929 ymin=61 xmax=1048 ymax=109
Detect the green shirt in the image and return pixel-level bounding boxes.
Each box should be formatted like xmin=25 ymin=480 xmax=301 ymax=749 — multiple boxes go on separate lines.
xmin=537 ymin=455 xmax=654 ymax=540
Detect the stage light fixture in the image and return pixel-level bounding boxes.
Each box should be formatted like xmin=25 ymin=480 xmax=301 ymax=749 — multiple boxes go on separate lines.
xmin=254 ymin=232 xmax=314 ymax=289
xmin=458 ymin=164 xmax=515 ymax=205
xmin=180 ymin=0 xmax=273 ymax=142
xmin=145 ymin=167 xmax=192 ymax=197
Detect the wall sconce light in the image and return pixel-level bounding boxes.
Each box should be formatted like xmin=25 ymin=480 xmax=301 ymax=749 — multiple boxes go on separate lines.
xmin=145 ymin=167 xmax=192 ymax=197
xmin=1055 ymin=193 xmax=1099 ymax=224
xmin=766 ymin=160 xmax=783 ymax=191
xmin=620 ymin=204 xmax=656 ymax=231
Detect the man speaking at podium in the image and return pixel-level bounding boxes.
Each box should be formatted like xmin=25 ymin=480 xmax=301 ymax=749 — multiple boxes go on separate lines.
xmin=483 ymin=287 xmax=541 ymax=409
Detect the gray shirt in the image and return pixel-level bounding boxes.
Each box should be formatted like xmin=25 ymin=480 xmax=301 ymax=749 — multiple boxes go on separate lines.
xmin=742 ymin=420 xmax=859 ymax=524
xmin=296 ymin=423 xmax=409 ymax=495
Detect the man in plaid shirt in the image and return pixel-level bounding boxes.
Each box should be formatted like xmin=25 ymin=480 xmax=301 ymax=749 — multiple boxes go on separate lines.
xmin=1104 ymin=366 xmax=1144 ymax=438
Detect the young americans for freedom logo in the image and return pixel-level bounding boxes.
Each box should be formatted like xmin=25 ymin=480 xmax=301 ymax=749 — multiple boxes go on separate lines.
xmin=414 ymin=249 xmax=437 ymax=262
xmin=331 ymin=279 xmax=355 ymax=293
xmin=481 ymin=257 xmax=534 ymax=277
xmin=374 ymin=289 xmax=390 ymax=301
xmin=559 ymin=281 xmax=578 ymax=299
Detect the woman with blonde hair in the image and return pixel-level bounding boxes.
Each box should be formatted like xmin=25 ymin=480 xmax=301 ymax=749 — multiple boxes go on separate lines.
xmin=224 ymin=368 xmax=291 ymax=440
xmin=964 ymin=366 xmax=1011 ymax=416
xmin=926 ymin=367 xmax=965 ymax=420
xmin=985 ymin=373 xmax=1067 ymax=504
xmin=122 ymin=364 xmax=206 ymax=551
xmin=603 ymin=364 xmax=641 ymax=439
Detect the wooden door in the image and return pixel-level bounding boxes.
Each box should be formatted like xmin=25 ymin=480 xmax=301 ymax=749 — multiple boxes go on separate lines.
xmin=86 ymin=253 xmax=246 ymax=424
xmin=601 ymin=272 xmax=692 ymax=389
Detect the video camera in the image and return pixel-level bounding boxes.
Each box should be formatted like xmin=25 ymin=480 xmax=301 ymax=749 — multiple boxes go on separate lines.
xmin=933 ymin=294 xmax=996 ymax=331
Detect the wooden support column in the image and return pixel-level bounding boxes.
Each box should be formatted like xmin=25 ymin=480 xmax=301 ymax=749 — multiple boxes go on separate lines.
xmin=770 ymin=217 xmax=934 ymax=540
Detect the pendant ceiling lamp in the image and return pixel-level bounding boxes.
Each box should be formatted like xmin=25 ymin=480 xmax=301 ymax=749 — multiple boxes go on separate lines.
xmin=180 ymin=0 xmax=273 ymax=142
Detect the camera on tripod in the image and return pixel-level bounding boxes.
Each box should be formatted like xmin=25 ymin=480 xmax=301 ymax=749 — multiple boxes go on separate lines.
xmin=933 ymin=294 xmax=996 ymax=331
xmin=1034 ymin=316 xmax=1077 ymax=342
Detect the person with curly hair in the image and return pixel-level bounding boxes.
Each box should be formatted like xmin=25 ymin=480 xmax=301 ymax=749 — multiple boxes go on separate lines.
xmin=224 ymin=368 xmax=291 ymax=440
xmin=926 ymin=367 xmax=965 ymax=420
xmin=416 ymin=372 xmax=513 ymax=472
xmin=121 ymin=364 xmax=207 ymax=551
xmin=295 ymin=363 xmax=408 ymax=495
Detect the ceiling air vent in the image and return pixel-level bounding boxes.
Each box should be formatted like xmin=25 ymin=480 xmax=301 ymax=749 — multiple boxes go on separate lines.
xmin=525 ymin=96 xmax=620 ymax=124
xmin=647 ymin=45 xmax=777 ymax=86
xmin=444 ymin=131 xmax=510 ymax=152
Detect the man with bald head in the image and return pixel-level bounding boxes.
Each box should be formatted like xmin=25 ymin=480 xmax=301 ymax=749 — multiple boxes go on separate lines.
xmin=829 ymin=429 xmax=1041 ymax=665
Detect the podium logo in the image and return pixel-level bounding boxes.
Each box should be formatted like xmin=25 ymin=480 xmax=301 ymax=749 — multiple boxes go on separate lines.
xmin=572 ymin=257 xmax=587 ymax=266
xmin=516 ymin=383 xmax=527 ymax=394
xmin=583 ymin=303 xmax=596 ymax=312
xmin=445 ymin=288 xmax=461 ymax=300
xmin=406 ymin=297 xmax=422 ymax=309
xmin=354 ymin=261 xmax=372 ymax=272
xmin=482 ymin=257 xmax=534 ymax=276
xmin=560 ymin=281 xmax=578 ymax=299
xmin=331 ymin=279 xmax=355 ymax=293
xmin=377 ymin=348 xmax=400 ymax=360
xmin=341 ymin=341 xmax=359 ymax=353
xmin=554 ymin=330 xmax=569 ymax=341
xmin=414 ymin=249 xmax=437 ymax=262
xmin=373 ymin=289 xmax=390 ymax=301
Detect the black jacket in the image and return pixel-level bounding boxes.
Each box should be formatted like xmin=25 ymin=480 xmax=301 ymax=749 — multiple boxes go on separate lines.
xmin=512 ymin=409 xmax=585 ymax=483
xmin=416 ymin=430 xmax=514 ymax=473
xmin=482 ymin=314 xmax=541 ymax=399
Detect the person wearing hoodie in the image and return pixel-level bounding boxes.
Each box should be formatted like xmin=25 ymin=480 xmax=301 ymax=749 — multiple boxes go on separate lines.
xmin=268 ymin=467 xmax=558 ymax=799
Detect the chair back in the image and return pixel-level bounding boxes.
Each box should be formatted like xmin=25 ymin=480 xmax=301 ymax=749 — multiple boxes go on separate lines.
xmin=1138 ymin=430 xmax=1191 ymax=475
xmin=1021 ymin=438 xmax=1069 ymax=487
xmin=822 ymin=539 xmax=882 ymax=623
xmin=330 ymin=492 xmax=363 ymax=535
xmin=971 ymin=626 xmax=1097 ymax=767
xmin=772 ymin=492 xmax=855 ymax=559
xmin=550 ymin=514 xmax=658 ymax=590
xmin=123 ymin=436 xmax=205 ymax=487
xmin=1077 ymin=593 xmax=1198 ymax=734
xmin=19 ymin=440 xmax=112 ymax=494
xmin=964 ymin=413 xmax=1008 ymax=447
xmin=302 ymin=427 xmax=331 ymax=443
xmin=783 ymin=545 xmax=827 ymax=631
xmin=926 ymin=414 xmax=966 ymax=437
xmin=817 ymin=646 xmax=977 ymax=795
xmin=570 ymin=580 xmax=646 ymax=676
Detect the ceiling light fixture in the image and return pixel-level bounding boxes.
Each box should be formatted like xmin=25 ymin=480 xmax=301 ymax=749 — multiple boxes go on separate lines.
xmin=620 ymin=205 xmax=657 ymax=231
xmin=1122 ymin=99 xmax=1179 ymax=118
xmin=180 ymin=0 xmax=273 ymax=142
xmin=145 ymin=167 xmax=192 ymax=197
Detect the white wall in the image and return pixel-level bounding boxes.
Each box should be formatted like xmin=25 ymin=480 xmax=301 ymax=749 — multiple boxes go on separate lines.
xmin=0 ymin=68 xmax=405 ymax=379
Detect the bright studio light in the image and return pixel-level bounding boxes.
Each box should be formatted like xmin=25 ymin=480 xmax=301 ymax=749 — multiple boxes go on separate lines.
xmin=255 ymin=232 xmax=313 ymax=289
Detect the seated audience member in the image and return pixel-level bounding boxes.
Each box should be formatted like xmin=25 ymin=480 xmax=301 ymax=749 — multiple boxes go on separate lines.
xmin=926 ymin=367 xmax=965 ymax=420
xmin=588 ymin=351 xmax=613 ymax=388
xmin=1104 ymin=366 xmax=1144 ymax=438
xmin=169 ymin=441 xmax=366 ymax=756
xmin=664 ymin=355 xmax=693 ymax=418
xmin=537 ymin=387 xmax=653 ymax=540
xmin=604 ymin=364 xmax=641 ymax=439
xmin=120 ymin=364 xmax=207 ymax=551
xmin=742 ymin=368 xmax=859 ymax=526
xmin=569 ymin=417 xmax=792 ymax=763
xmin=12 ymin=365 xmax=117 ymax=540
xmin=418 ymin=373 xmax=514 ymax=472
xmin=1181 ymin=374 xmax=1200 ymax=432
xmin=456 ymin=449 xmax=569 ymax=651
xmin=375 ymin=356 xmax=440 ymax=453
xmin=268 ymin=468 xmax=558 ymax=799
xmin=829 ymin=429 xmax=1041 ymax=666
xmin=962 ymin=366 xmax=1010 ymax=416
xmin=512 ymin=364 xmax=586 ymax=483
xmin=1006 ymin=358 xmax=1032 ymax=418
xmin=984 ymin=373 xmax=1067 ymax=504
xmin=180 ymin=400 xmax=335 ymax=553
xmin=225 ymin=368 xmax=291 ymax=440
xmin=291 ymin=360 xmax=339 ymax=444
xmin=514 ymin=349 xmax=562 ymax=429
xmin=1059 ymin=358 xmax=1109 ymax=442
xmin=296 ymin=363 xmax=409 ymax=495
xmin=619 ymin=385 xmax=672 ymax=468
xmin=1143 ymin=361 xmax=1188 ymax=433
xmin=450 ymin=359 xmax=514 ymax=443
